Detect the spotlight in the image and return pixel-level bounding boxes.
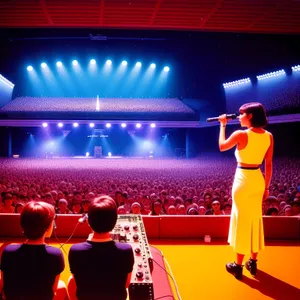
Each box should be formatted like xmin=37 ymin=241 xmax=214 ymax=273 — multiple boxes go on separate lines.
xmin=27 ymin=66 xmax=33 ymax=71
xmin=136 ymin=123 xmax=141 ymax=128
xmin=90 ymin=59 xmax=96 ymax=65
xmin=86 ymin=152 xmax=90 ymax=157
xmin=150 ymin=63 xmax=156 ymax=69
xmin=89 ymin=123 xmax=95 ymax=128
xmin=73 ymin=122 xmax=79 ymax=128
xmin=106 ymin=123 xmax=111 ymax=128
xmin=122 ymin=60 xmax=128 ymax=66
xmin=72 ymin=60 xmax=78 ymax=66
xmin=223 ymin=78 xmax=251 ymax=88
xmin=106 ymin=60 xmax=112 ymax=65
xmin=42 ymin=122 xmax=48 ymax=128
xmin=41 ymin=62 xmax=47 ymax=68
xmin=56 ymin=61 xmax=62 ymax=67
xmin=150 ymin=123 xmax=156 ymax=128
xmin=257 ymin=70 xmax=285 ymax=81
xmin=163 ymin=66 xmax=170 ymax=72
xmin=136 ymin=62 xmax=142 ymax=67
xmin=121 ymin=123 xmax=127 ymax=128
xmin=58 ymin=122 xmax=63 ymax=128
xmin=108 ymin=152 xmax=112 ymax=157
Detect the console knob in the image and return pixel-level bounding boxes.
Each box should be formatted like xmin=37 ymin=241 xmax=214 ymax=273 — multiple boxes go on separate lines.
xmin=136 ymin=271 xmax=144 ymax=279
xmin=133 ymin=225 xmax=138 ymax=230
xmin=133 ymin=234 xmax=139 ymax=241
xmin=124 ymin=225 xmax=130 ymax=230
xmin=135 ymin=247 xmax=141 ymax=254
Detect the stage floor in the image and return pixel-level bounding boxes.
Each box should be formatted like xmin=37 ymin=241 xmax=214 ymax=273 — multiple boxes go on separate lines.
xmin=150 ymin=240 xmax=300 ymax=300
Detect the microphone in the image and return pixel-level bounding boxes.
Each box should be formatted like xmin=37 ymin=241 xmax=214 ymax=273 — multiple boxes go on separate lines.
xmin=53 ymin=220 xmax=57 ymax=230
xmin=206 ymin=114 xmax=237 ymax=122
xmin=79 ymin=214 xmax=88 ymax=224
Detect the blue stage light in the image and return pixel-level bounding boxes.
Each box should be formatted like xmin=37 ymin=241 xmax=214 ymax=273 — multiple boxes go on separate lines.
xmin=256 ymin=69 xmax=285 ymax=81
xmin=223 ymin=78 xmax=251 ymax=88
xmin=27 ymin=66 xmax=33 ymax=71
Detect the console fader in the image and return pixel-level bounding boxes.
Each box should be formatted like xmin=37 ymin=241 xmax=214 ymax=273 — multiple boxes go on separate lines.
xmin=110 ymin=214 xmax=154 ymax=300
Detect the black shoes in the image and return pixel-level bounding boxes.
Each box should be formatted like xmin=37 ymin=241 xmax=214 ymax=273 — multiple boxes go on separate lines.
xmin=226 ymin=262 xmax=243 ymax=280
xmin=245 ymin=258 xmax=257 ymax=276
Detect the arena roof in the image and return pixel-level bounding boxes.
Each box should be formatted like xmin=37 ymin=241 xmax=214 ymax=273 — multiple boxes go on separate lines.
xmin=0 ymin=0 xmax=300 ymax=35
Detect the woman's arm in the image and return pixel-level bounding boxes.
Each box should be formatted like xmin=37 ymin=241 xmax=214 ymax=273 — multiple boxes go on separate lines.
xmin=263 ymin=133 xmax=274 ymax=200
xmin=219 ymin=129 xmax=243 ymax=152
xmin=218 ymin=114 xmax=243 ymax=152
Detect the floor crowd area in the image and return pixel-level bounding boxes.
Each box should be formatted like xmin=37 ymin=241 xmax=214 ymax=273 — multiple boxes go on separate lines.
xmin=0 ymin=157 xmax=299 ymax=217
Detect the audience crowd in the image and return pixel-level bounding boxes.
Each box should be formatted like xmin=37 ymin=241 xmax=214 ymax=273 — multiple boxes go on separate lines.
xmin=1 ymin=97 xmax=194 ymax=113
xmin=0 ymin=157 xmax=299 ymax=217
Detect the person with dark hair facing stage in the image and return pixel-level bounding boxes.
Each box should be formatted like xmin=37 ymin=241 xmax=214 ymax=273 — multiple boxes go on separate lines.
xmin=218 ymin=102 xmax=274 ymax=279
xmin=0 ymin=201 xmax=66 ymax=300
xmin=68 ymin=195 xmax=134 ymax=300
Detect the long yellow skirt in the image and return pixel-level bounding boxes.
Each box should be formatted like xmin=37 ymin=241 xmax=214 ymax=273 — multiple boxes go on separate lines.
xmin=228 ymin=167 xmax=265 ymax=254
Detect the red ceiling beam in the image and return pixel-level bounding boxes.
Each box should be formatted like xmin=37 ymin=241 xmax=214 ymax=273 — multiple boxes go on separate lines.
xmin=149 ymin=0 xmax=162 ymax=25
xmin=99 ymin=0 xmax=104 ymax=25
xmin=199 ymin=0 xmax=224 ymax=28
xmin=40 ymin=0 xmax=53 ymax=26
xmin=245 ymin=1 xmax=282 ymax=30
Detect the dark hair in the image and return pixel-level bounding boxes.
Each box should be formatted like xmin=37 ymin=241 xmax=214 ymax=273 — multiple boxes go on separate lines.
xmin=203 ymin=193 xmax=211 ymax=200
xmin=4 ymin=193 xmax=13 ymax=201
xmin=187 ymin=207 xmax=199 ymax=215
xmin=115 ymin=191 xmax=122 ymax=197
xmin=160 ymin=190 xmax=167 ymax=196
xmin=223 ymin=203 xmax=232 ymax=209
xmin=239 ymin=102 xmax=268 ymax=128
xmin=20 ymin=201 xmax=55 ymax=240
xmin=88 ymin=195 xmax=117 ymax=233
xmin=266 ymin=207 xmax=279 ymax=216
xmin=14 ymin=203 xmax=24 ymax=213
xmin=151 ymin=200 xmax=163 ymax=215
xmin=184 ymin=198 xmax=193 ymax=206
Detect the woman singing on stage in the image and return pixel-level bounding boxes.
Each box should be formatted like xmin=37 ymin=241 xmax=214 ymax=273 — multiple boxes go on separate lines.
xmin=218 ymin=102 xmax=273 ymax=280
